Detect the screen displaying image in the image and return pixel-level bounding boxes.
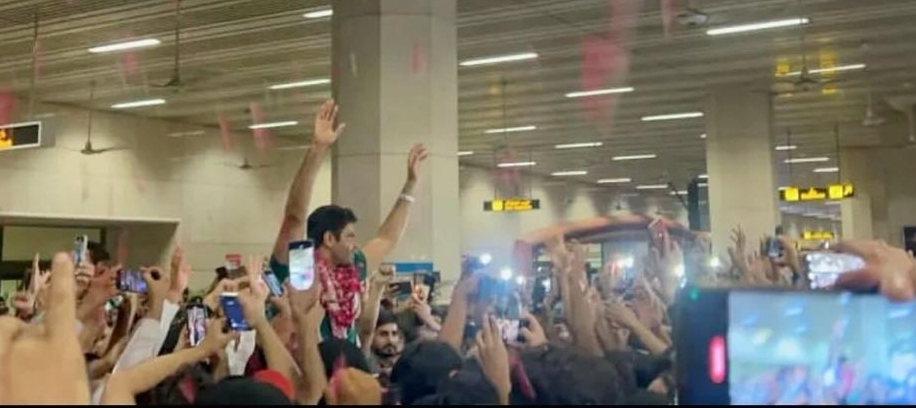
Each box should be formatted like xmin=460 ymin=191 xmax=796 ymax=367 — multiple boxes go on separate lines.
xmin=728 ymin=291 xmax=916 ymax=405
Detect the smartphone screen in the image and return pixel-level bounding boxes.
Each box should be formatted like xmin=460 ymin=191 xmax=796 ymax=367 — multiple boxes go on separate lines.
xmin=117 ymin=269 xmax=147 ymax=293
xmin=220 ymin=292 xmax=249 ymax=331
xmin=805 ymin=252 xmax=866 ymax=289
xmin=187 ymin=305 xmax=208 ymax=347
xmin=495 ymin=317 xmax=521 ymax=344
xmin=263 ymin=272 xmax=283 ymax=297
xmin=288 ymin=240 xmax=315 ymax=291
xmin=391 ymin=281 xmax=413 ymax=302
xmin=676 ymin=287 xmax=916 ymax=405
xmin=73 ymin=235 xmax=89 ymax=266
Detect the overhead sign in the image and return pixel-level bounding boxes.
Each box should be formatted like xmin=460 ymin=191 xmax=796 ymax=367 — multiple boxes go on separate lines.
xmin=802 ymin=231 xmax=835 ymax=241
xmin=483 ymin=198 xmax=540 ymax=212
xmin=780 ymin=183 xmax=854 ymax=202
xmin=0 ymin=122 xmax=41 ymax=151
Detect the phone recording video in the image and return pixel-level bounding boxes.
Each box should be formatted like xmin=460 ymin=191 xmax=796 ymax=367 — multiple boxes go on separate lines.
xmin=220 ymin=292 xmax=249 ymax=331
xmin=73 ymin=235 xmax=89 ymax=266
xmin=390 ymin=281 xmax=414 ymax=303
xmin=805 ymin=251 xmax=866 ymax=289
xmin=263 ymin=272 xmax=284 ymax=297
xmin=676 ymin=287 xmax=916 ymax=405
xmin=186 ymin=304 xmax=208 ymax=347
xmin=493 ymin=291 xmax=527 ymax=345
xmin=288 ymin=240 xmax=315 ymax=291
xmin=117 ymin=269 xmax=148 ymax=294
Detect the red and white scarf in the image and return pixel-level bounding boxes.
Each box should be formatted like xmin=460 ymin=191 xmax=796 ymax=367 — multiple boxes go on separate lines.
xmin=316 ymin=254 xmax=363 ymax=339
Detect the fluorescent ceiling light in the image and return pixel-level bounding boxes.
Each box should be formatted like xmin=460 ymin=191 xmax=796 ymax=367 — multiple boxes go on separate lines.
xmin=497 ymin=161 xmax=536 ymax=168
xmin=458 ymin=151 xmax=474 ymax=156
xmin=275 ymin=145 xmax=309 ymax=151
xmin=698 ymin=174 xmax=708 ymax=179
xmin=813 ymin=166 xmax=839 ymax=173
xmin=670 ymin=190 xmax=688 ymax=196
xmin=597 ymin=178 xmax=631 ymax=184
xmin=459 ymin=52 xmax=538 ymax=67
xmin=775 ymin=144 xmax=797 ymax=151
xmin=700 ymin=133 xmax=707 ymax=139
xmin=612 ymin=154 xmax=657 ymax=161
xmin=641 ymin=112 xmax=704 ymax=122
xmin=249 ymin=121 xmax=299 ymax=129
xmin=706 ymin=17 xmax=809 ymax=36
xmin=551 ymin=170 xmax=588 ymax=176
xmin=825 ymin=201 xmax=841 ymax=205
xmin=636 ymin=184 xmax=668 ymax=190
xmin=89 ymin=38 xmax=161 ymax=53
xmin=565 ymin=87 xmax=634 ymax=98
xmin=784 ymin=157 xmax=830 ymax=164
xmin=111 ymin=98 xmax=166 ymax=109
xmin=697 ymin=182 xmax=708 ymax=187
xmin=303 ymin=8 xmax=333 ymax=18
xmin=484 ymin=125 xmax=536 ymax=134
xmin=555 ymin=141 xmax=602 ymax=149
xmin=784 ymin=63 xmax=866 ymax=77
xmin=269 ymin=78 xmax=331 ymax=90
xmin=168 ymin=130 xmax=205 ymax=138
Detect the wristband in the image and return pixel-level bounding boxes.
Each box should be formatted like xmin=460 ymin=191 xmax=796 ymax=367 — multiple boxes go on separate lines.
xmin=399 ymin=194 xmax=415 ymax=203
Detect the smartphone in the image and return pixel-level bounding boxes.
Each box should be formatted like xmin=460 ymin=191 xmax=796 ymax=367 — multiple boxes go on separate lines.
xmin=805 ymin=251 xmax=866 ymax=289
xmin=675 ymin=286 xmax=916 ymax=405
xmin=764 ymin=237 xmax=783 ymax=259
xmin=220 ymin=292 xmax=249 ymax=331
xmin=186 ymin=304 xmax=208 ymax=347
xmin=73 ymin=235 xmax=89 ymax=266
xmin=288 ymin=240 xmax=315 ymax=291
xmin=117 ymin=269 xmax=148 ymax=294
xmin=263 ymin=272 xmax=284 ymax=297
xmin=390 ymin=281 xmax=413 ymax=302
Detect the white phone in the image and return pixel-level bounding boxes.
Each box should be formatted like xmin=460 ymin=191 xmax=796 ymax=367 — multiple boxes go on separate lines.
xmin=288 ymin=240 xmax=315 ymax=291
xmin=73 ymin=235 xmax=89 ymax=266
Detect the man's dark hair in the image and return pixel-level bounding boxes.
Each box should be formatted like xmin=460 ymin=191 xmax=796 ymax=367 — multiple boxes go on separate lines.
xmin=377 ymin=308 xmax=399 ymax=328
xmin=307 ymin=205 xmax=358 ymax=247
xmin=510 ymin=344 xmax=628 ymax=405
xmin=87 ymin=241 xmax=111 ymax=265
xmin=390 ymin=340 xmax=463 ymax=405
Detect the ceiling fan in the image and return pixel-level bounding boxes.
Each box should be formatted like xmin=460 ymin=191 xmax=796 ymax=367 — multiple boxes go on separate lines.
xmin=860 ymin=42 xmax=885 ymax=127
xmin=67 ymin=81 xmax=129 ymax=155
xmin=148 ymin=0 xmax=221 ymax=92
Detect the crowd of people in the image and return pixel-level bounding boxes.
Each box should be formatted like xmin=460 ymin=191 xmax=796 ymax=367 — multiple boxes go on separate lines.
xmin=0 ymin=99 xmax=915 ymax=405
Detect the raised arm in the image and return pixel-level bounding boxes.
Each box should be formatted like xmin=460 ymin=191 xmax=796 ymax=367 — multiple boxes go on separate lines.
xmin=271 ymin=100 xmax=345 ymax=268
xmin=361 ymin=144 xmax=427 ymax=272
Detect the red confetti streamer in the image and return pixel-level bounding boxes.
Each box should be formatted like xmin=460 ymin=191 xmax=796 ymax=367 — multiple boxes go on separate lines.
xmin=580 ymin=36 xmax=614 ymax=123
xmin=660 ymin=0 xmax=677 ymax=37
xmin=491 ymin=149 xmax=522 ymax=194
xmin=0 ymin=91 xmax=15 ymax=126
xmin=116 ymin=229 xmax=130 ymax=265
xmin=248 ymin=103 xmax=269 ymax=151
xmin=121 ymin=51 xmax=140 ymax=76
xmin=218 ymin=114 xmax=234 ymax=151
xmin=410 ymin=40 xmax=427 ymax=76
xmin=32 ymin=40 xmax=42 ymax=79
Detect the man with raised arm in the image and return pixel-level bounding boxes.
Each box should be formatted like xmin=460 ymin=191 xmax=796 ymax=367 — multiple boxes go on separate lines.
xmin=269 ymin=99 xmax=427 ymax=344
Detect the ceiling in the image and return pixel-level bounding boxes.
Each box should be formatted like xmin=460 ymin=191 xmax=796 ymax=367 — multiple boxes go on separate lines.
xmin=1 ymin=0 xmax=915 ymax=218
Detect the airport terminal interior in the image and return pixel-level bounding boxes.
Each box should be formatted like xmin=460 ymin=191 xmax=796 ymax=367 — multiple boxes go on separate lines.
xmin=0 ymin=0 xmax=916 ymax=405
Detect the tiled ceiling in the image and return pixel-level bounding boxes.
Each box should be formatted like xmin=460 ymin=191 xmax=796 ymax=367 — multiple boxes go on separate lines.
xmin=0 ymin=0 xmax=915 ymax=213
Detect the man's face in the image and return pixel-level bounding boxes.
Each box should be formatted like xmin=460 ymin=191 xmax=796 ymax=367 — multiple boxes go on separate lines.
xmin=327 ymin=223 xmax=358 ymax=265
xmin=371 ymin=323 xmax=402 ymax=357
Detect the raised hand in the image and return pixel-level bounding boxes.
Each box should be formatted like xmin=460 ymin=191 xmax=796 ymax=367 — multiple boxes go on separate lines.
xmin=168 ymin=246 xmax=190 ymax=303
xmin=834 ymin=240 xmax=916 ymax=301
xmin=475 ymin=315 xmax=511 ymax=401
xmin=406 ymin=143 xmax=428 ymax=182
xmin=312 ymin=99 xmax=345 ymax=147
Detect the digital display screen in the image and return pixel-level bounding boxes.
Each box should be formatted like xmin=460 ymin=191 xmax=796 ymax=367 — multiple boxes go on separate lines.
xmin=727 ymin=291 xmax=916 ymax=405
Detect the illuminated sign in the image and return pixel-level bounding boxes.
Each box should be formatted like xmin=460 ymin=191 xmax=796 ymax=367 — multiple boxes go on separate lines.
xmin=780 ymin=183 xmax=854 ymax=202
xmin=483 ymin=198 xmax=540 ymax=212
xmin=802 ymin=231 xmax=835 ymax=241
xmin=0 ymin=122 xmax=41 ymax=151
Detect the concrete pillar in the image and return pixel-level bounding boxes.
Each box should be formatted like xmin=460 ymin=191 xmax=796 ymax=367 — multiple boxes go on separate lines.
xmin=330 ymin=0 xmax=461 ymax=280
xmin=838 ymin=148 xmax=875 ymax=240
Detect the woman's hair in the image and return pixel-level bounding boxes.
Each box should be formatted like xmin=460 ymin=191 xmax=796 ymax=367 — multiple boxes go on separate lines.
xmin=135 ymin=363 xmax=214 ymax=405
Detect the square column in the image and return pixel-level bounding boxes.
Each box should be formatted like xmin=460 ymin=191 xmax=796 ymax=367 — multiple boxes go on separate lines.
xmin=331 ymin=0 xmax=460 ymax=280
xmin=705 ymin=87 xmax=780 ymax=253
xmin=838 ymin=148 xmax=876 ymax=240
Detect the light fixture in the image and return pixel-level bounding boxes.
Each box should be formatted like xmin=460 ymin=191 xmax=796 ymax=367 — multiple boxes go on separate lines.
xmin=249 ymin=121 xmax=299 ymax=129
xmin=303 ymin=8 xmax=333 ymax=19
xmin=555 ymin=141 xmax=603 ymax=149
xmin=597 ymin=178 xmax=631 ymax=184
xmin=88 ymin=38 xmax=161 ymax=53
xmin=167 ymin=130 xmax=205 ymax=138
xmin=484 ymin=125 xmax=537 ymax=134
xmin=551 ymin=170 xmax=588 ymax=176
xmin=813 ymin=166 xmax=839 ymax=173
xmin=641 ymin=112 xmax=704 ymax=122
xmin=784 ymin=157 xmax=830 ymax=164
xmin=459 ymin=52 xmax=538 ymax=67
xmin=698 ymin=174 xmax=708 ymax=179
xmin=612 ymin=154 xmax=657 ymax=161
xmin=497 ymin=161 xmax=536 ymax=168
xmin=111 ymin=98 xmax=166 ymax=109
xmin=784 ymin=63 xmax=866 ymax=77
xmin=775 ymin=144 xmax=798 ymax=151
xmin=565 ymin=87 xmax=634 ymax=98
xmin=479 ymin=253 xmax=492 ymax=265
xmin=706 ymin=17 xmax=810 ymax=36
xmin=458 ymin=151 xmax=474 ymax=157
xmin=636 ymin=184 xmax=668 ymax=190
xmin=275 ymin=145 xmax=309 ymax=151
xmin=709 ymin=257 xmax=722 ymax=268
xmin=697 ymin=182 xmax=708 ymax=187
xmin=700 ymin=133 xmax=707 ymax=139
xmin=670 ymin=190 xmax=688 ymax=196
xmin=269 ymin=78 xmax=331 ymax=90
xmin=499 ymin=267 xmax=514 ymax=281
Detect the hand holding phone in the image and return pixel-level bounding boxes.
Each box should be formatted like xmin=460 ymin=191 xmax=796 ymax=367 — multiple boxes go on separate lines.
xmin=220 ymin=292 xmax=249 ymax=331
xmin=263 ymin=272 xmax=283 ymax=297
xmin=73 ymin=235 xmax=89 ymax=266
xmin=187 ymin=303 xmax=208 ymax=347
xmin=288 ymin=240 xmax=315 ymax=291
xmin=805 ymin=251 xmax=866 ymax=289
xmin=117 ymin=269 xmax=148 ymax=294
